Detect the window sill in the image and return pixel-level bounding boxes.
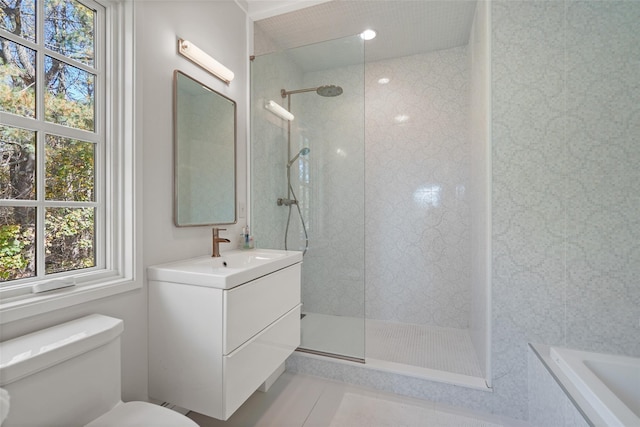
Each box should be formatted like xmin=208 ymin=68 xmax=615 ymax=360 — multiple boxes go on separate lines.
xmin=0 ymin=276 xmax=141 ymax=324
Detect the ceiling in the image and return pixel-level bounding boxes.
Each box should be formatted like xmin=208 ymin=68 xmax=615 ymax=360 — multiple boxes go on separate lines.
xmin=249 ymin=0 xmax=478 ymax=71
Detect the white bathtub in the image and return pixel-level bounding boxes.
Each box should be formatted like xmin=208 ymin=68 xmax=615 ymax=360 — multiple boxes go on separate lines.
xmin=550 ymin=347 xmax=640 ymax=427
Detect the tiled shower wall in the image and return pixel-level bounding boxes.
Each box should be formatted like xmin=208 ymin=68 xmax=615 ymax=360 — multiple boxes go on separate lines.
xmin=251 ymin=37 xmax=367 ymax=320
xmin=250 ymin=51 xmax=303 ymax=251
xmin=253 ymin=41 xmax=475 ymax=330
xmin=279 ymin=46 xmax=473 ymax=327
xmin=297 ymin=60 xmax=366 ymax=318
xmin=562 ymin=1 xmax=639 ymax=355
xmin=490 ymin=0 xmax=640 ymax=419
xmin=284 ymin=0 xmax=639 ymax=422
xmin=364 ymin=48 xmax=471 ymax=328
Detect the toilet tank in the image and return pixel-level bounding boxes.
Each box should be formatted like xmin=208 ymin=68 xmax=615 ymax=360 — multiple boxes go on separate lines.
xmin=0 ymin=314 xmax=124 ymax=427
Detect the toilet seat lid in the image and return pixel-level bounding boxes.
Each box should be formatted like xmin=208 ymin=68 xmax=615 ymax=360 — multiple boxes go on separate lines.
xmin=85 ymin=401 xmax=198 ymax=427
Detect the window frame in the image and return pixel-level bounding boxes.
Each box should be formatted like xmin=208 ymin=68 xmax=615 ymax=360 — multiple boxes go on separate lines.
xmin=0 ymin=0 xmax=137 ymax=324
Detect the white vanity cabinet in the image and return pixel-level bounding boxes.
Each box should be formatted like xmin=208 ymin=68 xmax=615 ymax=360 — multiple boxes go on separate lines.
xmin=148 ymin=250 xmax=302 ymax=421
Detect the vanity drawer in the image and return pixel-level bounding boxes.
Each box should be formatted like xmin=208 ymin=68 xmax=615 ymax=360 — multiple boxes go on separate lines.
xmin=223 ymin=263 xmax=301 ymax=354
xmin=223 ymin=305 xmax=301 ymax=419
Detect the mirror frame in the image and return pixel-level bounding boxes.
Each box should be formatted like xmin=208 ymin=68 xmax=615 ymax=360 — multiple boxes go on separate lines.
xmin=173 ymin=70 xmax=237 ymax=227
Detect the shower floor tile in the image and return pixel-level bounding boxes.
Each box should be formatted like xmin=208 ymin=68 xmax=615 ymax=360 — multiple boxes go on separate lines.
xmin=366 ymin=319 xmax=484 ymax=378
xmin=299 ymin=313 xmax=483 ymax=379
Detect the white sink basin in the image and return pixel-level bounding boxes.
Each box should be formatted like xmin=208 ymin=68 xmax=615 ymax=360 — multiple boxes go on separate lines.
xmin=147 ymin=249 xmax=303 ymax=289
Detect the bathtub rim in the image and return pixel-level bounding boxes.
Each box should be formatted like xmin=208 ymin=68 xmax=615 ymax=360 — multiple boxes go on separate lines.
xmin=529 ymin=343 xmax=601 ymax=427
xmin=550 ymin=346 xmax=640 ymax=427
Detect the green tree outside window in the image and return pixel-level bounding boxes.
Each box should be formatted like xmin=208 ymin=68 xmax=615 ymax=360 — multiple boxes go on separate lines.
xmin=1 ymin=0 xmax=98 ymax=282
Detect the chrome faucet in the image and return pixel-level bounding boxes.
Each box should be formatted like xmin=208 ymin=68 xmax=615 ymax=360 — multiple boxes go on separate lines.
xmin=212 ymin=227 xmax=230 ymax=257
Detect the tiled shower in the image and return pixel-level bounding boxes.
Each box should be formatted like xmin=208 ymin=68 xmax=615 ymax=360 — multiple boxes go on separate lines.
xmin=250 ymin=2 xmax=490 ymax=384
xmin=252 ymin=0 xmax=638 ymax=422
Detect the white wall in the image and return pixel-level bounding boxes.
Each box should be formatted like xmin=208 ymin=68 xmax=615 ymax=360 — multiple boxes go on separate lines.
xmin=0 ymin=0 xmax=248 ymax=404
xmin=137 ymin=0 xmax=248 ymax=268
xmin=137 ymin=0 xmax=248 ymax=400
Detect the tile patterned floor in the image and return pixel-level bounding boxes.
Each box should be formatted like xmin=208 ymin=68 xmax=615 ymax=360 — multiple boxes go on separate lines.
xmin=186 ymin=372 xmax=530 ymax=427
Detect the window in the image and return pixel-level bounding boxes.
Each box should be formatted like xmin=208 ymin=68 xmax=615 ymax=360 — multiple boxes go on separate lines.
xmin=0 ymin=0 xmax=135 ymax=320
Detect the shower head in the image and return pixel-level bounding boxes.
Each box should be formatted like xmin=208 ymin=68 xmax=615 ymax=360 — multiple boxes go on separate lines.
xmin=287 ymin=147 xmax=310 ymax=168
xmin=316 ymin=85 xmax=343 ymax=97
xmin=281 ymin=85 xmax=343 ymax=98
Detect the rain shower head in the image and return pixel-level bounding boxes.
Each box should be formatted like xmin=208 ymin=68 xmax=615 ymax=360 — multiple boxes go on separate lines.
xmin=287 ymin=147 xmax=310 ymax=168
xmin=316 ymin=85 xmax=343 ymax=97
xmin=281 ymin=85 xmax=343 ymax=98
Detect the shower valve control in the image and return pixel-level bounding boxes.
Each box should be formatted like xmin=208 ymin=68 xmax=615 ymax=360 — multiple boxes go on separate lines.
xmin=277 ymin=198 xmax=298 ymax=206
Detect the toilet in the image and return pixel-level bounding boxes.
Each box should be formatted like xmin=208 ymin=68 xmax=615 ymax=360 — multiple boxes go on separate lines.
xmin=0 ymin=314 xmax=198 ymax=427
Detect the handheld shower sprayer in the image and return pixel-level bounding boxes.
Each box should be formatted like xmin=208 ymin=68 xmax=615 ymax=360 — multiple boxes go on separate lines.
xmin=287 ymin=147 xmax=311 ymax=168
xmin=277 ymin=83 xmax=341 ymax=257
xmin=278 ymin=147 xmax=311 ymax=208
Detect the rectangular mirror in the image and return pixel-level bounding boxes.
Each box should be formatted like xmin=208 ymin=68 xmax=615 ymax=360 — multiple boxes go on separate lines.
xmin=174 ymin=70 xmax=236 ymax=226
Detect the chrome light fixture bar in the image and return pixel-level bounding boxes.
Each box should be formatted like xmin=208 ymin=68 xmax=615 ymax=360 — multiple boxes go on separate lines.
xmin=265 ymin=100 xmax=294 ymax=121
xmin=178 ymin=38 xmax=234 ymax=84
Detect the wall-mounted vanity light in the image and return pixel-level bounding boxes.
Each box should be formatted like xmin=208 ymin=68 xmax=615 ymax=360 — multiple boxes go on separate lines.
xmin=265 ymin=100 xmax=294 ymax=121
xmin=178 ymin=38 xmax=234 ymax=84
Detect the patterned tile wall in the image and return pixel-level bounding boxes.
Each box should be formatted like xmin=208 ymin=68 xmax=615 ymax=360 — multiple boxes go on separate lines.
xmin=364 ymin=47 xmax=472 ymax=328
xmin=250 ymin=52 xmax=304 ymax=251
xmin=253 ymin=39 xmax=473 ymax=327
xmin=296 ymin=60 xmax=366 ymax=318
xmin=252 ymin=36 xmax=367 ymax=319
xmin=491 ymin=1 xmax=567 ymax=418
xmin=491 ymin=0 xmax=640 ymax=419
xmin=527 ymin=347 xmax=589 ymax=427
xmin=261 ymin=0 xmax=640 ymax=421
xmin=275 ymin=46 xmax=473 ymax=326
xmin=563 ymin=1 xmax=640 ymax=356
